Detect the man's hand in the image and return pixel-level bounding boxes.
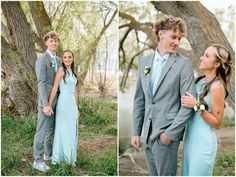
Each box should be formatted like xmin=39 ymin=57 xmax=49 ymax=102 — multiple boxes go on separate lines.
xmin=131 ymin=136 xmax=140 ymax=149
xmin=160 ymin=133 xmax=171 ymax=145
xmin=43 ymin=106 xmax=54 ymax=116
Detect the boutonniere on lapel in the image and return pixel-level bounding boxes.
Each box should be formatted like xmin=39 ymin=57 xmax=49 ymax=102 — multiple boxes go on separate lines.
xmin=50 ymin=60 xmax=55 ymax=68
xmin=144 ymin=66 xmax=151 ymax=75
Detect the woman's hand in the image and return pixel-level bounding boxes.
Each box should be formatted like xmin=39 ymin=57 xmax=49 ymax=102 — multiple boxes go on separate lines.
xmin=43 ymin=106 xmax=54 ymax=116
xmin=181 ymin=91 xmax=197 ymax=108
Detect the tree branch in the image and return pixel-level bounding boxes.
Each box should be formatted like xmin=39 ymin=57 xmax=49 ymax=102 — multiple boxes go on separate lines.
xmin=120 ymin=48 xmax=150 ymax=91
xmin=119 ymin=27 xmax=133 ymax=69
xmin=119 ymin=11 xmax=156 ymax=48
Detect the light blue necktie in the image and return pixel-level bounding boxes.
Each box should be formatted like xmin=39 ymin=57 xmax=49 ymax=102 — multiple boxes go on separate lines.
xmin=152 ymin=57 xmax=166 ymax=95
xmin=52 ymin=57 xmax=58 ymax=72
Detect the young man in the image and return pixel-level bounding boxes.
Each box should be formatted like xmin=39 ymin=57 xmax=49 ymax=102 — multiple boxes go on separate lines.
xmin=131 ymin=15 xmax=196 ymax=175
xmin=33 ymin=31 xmax=61 ymax=172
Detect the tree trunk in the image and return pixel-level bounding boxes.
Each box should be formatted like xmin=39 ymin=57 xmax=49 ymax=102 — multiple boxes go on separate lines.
xmin=151 ymin=1 xmax=235 ymax=108
xmin=1 ymin=1 xmax=37 ymax=115
xmin=28 ymin=1 xmax=52 ymax=52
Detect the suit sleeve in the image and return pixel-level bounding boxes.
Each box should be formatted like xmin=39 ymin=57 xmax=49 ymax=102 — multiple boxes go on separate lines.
xmin=132 ymin=62 xmax=145 ymax=136
xmin=164 ymin=59 xmax=196 ymax=141
xmin=35 ymin=57 xmax=48 ymax=107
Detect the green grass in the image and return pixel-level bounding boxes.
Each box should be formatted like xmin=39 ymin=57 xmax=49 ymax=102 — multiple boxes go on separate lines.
xmin=79 ymin=97 xmax=116 ymax=126
xmin=105 ymin=127 xmax=117 ymax=135
xmin=76 ymin=151 xmax=117 ymax=176
xmin=1 ymin=97 xmax=117 ymax=176
xmin=222 ymin=116 xmax=235 ymax=127
xmin=79 ymin=97 xmax=117 ymax=138
xmin=213 ymin=148 xmax=235 ymax=176
xmin=46 ymin=163 xmax=78 ymax=176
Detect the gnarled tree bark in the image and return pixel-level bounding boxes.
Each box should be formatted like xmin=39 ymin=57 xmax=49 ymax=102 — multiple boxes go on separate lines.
xmin=28 ymin=1 xmax=52 ymax=52
xmin=151 ymin=1 xmax=235 ymax=108
xmin=1 ymin=1 xmax=37 ymax=115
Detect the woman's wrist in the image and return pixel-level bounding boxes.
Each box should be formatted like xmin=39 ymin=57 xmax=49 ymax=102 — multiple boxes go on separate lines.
xmin=191 ymin=100 xmax=198 ymax=108
xmin=193 ymin=101 xmax=206 ymax=114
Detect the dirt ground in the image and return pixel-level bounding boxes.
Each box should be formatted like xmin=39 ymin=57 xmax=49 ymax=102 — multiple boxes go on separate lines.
xmin=119 ymin=127 xmax=235 ymax=176
xmin=78 ymin=135 xmax=117 ymax=157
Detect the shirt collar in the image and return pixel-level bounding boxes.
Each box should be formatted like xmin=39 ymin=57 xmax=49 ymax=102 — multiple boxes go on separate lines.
xmin=47 ymin=49 xmax=56 ymax=59
xmin=154 ymin=49 xmax=170 ymax=61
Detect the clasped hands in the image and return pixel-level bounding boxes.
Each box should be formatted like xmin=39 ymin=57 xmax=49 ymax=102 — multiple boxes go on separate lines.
xmin=43 ymin=106 xmax=54 ymax=116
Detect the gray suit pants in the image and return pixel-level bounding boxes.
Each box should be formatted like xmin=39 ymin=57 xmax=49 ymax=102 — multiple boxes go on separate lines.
xmin=144 ymin=122 xmax=180 ymax=176
xmin=33 ymin=107 xmax=55 ymax=162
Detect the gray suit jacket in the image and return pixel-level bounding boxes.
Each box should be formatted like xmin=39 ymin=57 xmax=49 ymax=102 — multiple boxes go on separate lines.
xmin=35 ymin=52 xmax=61 ymax=108
xmin=132 ymin=52 xmax=196 ymax=142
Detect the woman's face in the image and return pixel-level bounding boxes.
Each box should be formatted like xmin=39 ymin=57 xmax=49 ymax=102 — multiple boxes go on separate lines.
xmin=63 ymin=52 xmax=73 ymax=68
xmin=199 ymin=46 xmax=219 ymax=71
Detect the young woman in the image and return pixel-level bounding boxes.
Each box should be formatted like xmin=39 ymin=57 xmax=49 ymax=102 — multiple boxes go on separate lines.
xmin=47 ymin=50 xmax=79 ymax=166
xmin=181 ymin=44 xmax=232 ymax=175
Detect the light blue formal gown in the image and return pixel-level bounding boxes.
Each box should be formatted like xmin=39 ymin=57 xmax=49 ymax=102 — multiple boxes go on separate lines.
xmin=182 ymin=78 xmax=217 ymax=176
xmin=52 ymin=69 xmax=78 ymax=165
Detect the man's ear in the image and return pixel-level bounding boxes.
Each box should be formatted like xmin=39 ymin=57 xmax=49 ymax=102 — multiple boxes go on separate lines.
xmin=158 ymin=30 xmax=162 ymax=39
xmin=158 ymin=30 xmax=165 ymax=41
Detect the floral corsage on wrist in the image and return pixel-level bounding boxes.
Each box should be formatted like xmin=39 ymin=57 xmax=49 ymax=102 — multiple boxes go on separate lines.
xmin=193 ymin=102 xmax=206 ymax=114
xmin=144 ymin=66 xmax=151 ymax=75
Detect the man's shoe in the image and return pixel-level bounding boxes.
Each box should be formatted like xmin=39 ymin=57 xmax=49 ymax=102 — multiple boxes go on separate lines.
xmin=33 ymin=161 xmax=50 ymax=172
xmin=43 ymin=154 xmax=52 ymax=161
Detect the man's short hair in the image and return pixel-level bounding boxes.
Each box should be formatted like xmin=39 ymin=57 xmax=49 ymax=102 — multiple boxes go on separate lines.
xmin=43 ymin=31 xmax=60 ymax=42
xmin=155 ymin=15 xmax=187 ymax=41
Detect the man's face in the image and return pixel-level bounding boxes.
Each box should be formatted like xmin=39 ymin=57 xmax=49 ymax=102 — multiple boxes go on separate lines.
xmin=45 ymin=37 xmax=58 ymax=53
xmin=159 ymin=30 xmax=183 ymax=53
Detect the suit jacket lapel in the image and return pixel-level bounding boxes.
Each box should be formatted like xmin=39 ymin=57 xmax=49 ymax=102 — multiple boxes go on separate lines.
xmin=153 ymin=53 xmax=177 ymax=96
xmin=45 ymin=52 xmax=52 ymax=63
xmin=45 ymin=52 xmax=55 ymax=72
xmin=144 ymin=53 xmax=154 ymax=98
xmin=45 ymin=52 xmax=60 ymax=72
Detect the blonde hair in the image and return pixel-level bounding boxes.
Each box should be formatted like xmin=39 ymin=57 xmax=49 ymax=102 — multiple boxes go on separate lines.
xmin=155 ymin=15 xmax=187 ymax=41
xmin=43 ymin=31 xmax=60 ymax=42
xmin=196 ymin=44 xmax=232 ymax=110
xmin=212 ymin=43 xmax=232 ymax=93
